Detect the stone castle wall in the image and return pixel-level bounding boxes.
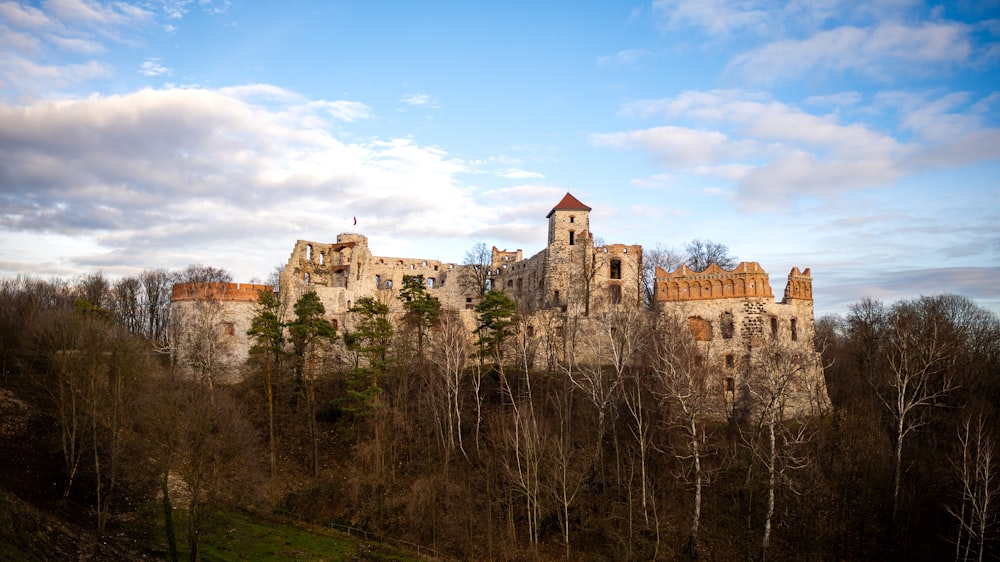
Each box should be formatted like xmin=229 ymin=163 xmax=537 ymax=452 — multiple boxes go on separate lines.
xmin=170 ymin=282 xmax=271 ymax=384
xmin=169 ymin=193 xmax=829 ymax=418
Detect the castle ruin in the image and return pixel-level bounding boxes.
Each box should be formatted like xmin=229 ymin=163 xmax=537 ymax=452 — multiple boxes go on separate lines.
xmin=171 ymin=193 xmax=830 ymax=417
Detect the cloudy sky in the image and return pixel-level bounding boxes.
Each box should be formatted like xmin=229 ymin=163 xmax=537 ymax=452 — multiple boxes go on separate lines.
xmin=1 ymin=0 xmax=998 ymax=317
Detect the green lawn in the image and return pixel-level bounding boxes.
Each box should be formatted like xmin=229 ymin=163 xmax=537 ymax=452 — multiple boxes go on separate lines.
xmin=171 ymin=508 xmax=422 ymax=562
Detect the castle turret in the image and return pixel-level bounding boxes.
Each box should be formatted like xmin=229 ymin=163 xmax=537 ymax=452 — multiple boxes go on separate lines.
xmin=547 ymin=192 xmax=591 ymax=248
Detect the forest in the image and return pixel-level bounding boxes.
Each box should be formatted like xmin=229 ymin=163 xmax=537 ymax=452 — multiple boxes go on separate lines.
xmin=0 ymin=264 xmax=997 ymax=561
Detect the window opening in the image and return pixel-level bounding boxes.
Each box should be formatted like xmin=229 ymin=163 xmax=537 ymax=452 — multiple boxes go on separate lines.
xmin=770 ymin=317 xmax=778 ymax=337
xmin=610 ymin=259 xmax=622 ymax=280
xmin=609 ymin=284 xmax=622 ymax=304
xmin=569 ymin=231 xmax=575 ymax=246
xmin=721 ymin=311 xmax=735 ymax=339
xmin=791 ymin=319 xmax=798 ymax=341
xmin=725 ymin=354 xmax=735 ymax=368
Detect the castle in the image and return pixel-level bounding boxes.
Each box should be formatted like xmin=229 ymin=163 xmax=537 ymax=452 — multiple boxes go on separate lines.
xmin=171 ymin=193 xmax=829 ymax=417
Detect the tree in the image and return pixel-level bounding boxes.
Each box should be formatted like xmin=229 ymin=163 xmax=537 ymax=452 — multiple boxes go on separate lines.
xmin=398 ymin=274 xmax=441 ymax=362
xmin=653 ymin=314 xmax=723 ymax=557
xmin=641 ymin=243 xmax=683 ymax=309
xmin=427 ymin=310 xmax=471 ymax=460
xmin=684 ymin=239 xmax=737 ymax=272
xmin=347 ymin=296 xmax=394 ymax=381
xmin=288 ymin=292 xmax=338 ymax=476
xmin=247 ymin=287 xmax=285 ymax=477
xmin=460 ymin=242 xmax=492 ymax=297
xmin=140 ymin=268 xmax=173 ymax=347
xmin=949 ymin=411 xmax=997 ymax=562
xmin=873 ymin=299 xmax=959 ymax=529
xmin=172 ymin=387 xmax=263 ymax=562
xmin=744 ymin=341 xmax=813 ymax=560
xmin=174 ymin=264 xmax=232 ymax=284
xmin=474 ymin=290 xmax=516 ymax=364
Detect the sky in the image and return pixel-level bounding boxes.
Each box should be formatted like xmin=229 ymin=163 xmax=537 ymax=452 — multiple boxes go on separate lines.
xmin=0 ymin=0 xmax=998 ymax=318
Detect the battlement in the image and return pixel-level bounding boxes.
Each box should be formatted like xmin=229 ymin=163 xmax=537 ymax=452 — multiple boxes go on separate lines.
xmin=655 ymin=262 xmax=774 ymax=302
xmin=492 ymin=247 xmax=523 ymax=267
xmin=782 ymin=267 xmax=813 ymax=302
xmin=171 ymin=282 xmax=273 ymax=303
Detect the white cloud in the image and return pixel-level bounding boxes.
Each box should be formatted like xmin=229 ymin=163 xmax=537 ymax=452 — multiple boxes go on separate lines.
xmin=498 ymin=168 xmax=544 ymax=179
xmin=726 ymin=22 xmax=972 ymax=83
xmin=309 ymin=99 xmax=372 ymax=122
xmin=598 ymin=88 xmax=998 ymax=211
xmin=0 ymin=86 xmax=501 ymax=278
xmin=139 ymin=58 xmax=170 ymax=76
xmin=400 ymin=92 xmax=438 ymax=108
xmin=597 ymin=49 xmax=652 ymax=66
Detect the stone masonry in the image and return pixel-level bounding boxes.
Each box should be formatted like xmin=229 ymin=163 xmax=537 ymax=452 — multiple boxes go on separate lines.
xmin=170 ymin=193 xmax=830 ymax=418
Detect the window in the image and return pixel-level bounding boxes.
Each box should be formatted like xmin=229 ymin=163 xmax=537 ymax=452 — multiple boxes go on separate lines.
xmin=385 ymin=279 xmax=393 ymax=289
xmin=223 ymin=322 xmax=235 ymax=336
xmin=610 ymin=259 xmax=622 ymax=280
xmin=609 ymin=284 xmax=622 ymax=304
xmin=507 ymin=280 xmax=513 ymax=288
xmin=721 ymin=311 xmax=735 ymax=339
xmin=770 ymin=317 xmax=778 ymax=338
xmin=306 ymin=244 xmax=312 ymax=261
xmin=694 ymin=355 xmax=704 ymax=367
xmin=527 ymin=326 xmax=535 ymax=337
xmin=375 ymin=274 xmax=380 ymax=287
xmin=427 ymin=277 xmax=435 ymax=288
xmin=304 ymin=273 xmax=310 ymax=284
xmin=689 ymin=316 xmax=713 ymax=341
xmin=330 ymin=319 xmax=338 ymax=330
xmin=318 ymin=252 xmax=324 ymax=265
xmin=790 ymin=319 xmax=798 ymax=341
xmin=725 ymin=354 xmax=735 ymax=368
xmin=726 ymin=377 xmax=735 ymax=393
xmin=569 ymin=231 xmax=575 ymax=245
xmin=569 ymin=215 xmax=575 ymax=223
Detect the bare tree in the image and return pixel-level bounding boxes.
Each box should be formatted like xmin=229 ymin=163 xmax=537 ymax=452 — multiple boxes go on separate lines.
xmin=876 ymin=303 xmax=959 ymax=527
xmin=427 ymin=310 xmax=470 ymax=460
xmin=641 ymin=243 xmax=683 ymax=309
xmin=744 ymin=341 xmax=813 ymax=560
xmin=949 ymin=412 xmax=997 ymax=562
xmin=174 ymin=264 xmax=233 ymax=284
xmin=653 ymin=314 xmax=724 ymax=557
xmin=684 ymin=239 xmax=737 ymax=272
xmin=140 ymin=268 xmax=174 ymax=346
xmin=461 ymin=242 xmax=492 ymax=297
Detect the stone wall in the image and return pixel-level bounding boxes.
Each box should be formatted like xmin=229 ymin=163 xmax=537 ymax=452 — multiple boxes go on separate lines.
xmin=168 ymin=192 xmax=829 ymax=419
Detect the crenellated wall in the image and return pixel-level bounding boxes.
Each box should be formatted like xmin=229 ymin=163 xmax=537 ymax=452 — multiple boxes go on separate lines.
xmin=168 ymin=192 xmax=828 ymax=418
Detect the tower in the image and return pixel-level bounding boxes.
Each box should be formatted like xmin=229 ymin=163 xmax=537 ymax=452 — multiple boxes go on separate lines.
xmin=546 ymin=192 xmax=591 ymax=248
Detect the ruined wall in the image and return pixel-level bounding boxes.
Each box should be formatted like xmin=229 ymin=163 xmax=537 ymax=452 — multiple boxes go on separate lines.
xmin=167 ymin=193 xmax=828 ymax=420
xmin=655 ymin=264 xmax=827 ymax=418
xmin=170 ymin=282 xmax=271 ymax=384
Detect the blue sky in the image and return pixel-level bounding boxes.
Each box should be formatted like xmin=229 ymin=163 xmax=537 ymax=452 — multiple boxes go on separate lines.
xmin=1 ymin=0 xmax=998 ymax=317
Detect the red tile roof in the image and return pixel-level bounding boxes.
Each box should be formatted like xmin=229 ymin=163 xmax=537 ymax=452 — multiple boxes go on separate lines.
xmin=547 ymin=192 xmax=591 ymax=217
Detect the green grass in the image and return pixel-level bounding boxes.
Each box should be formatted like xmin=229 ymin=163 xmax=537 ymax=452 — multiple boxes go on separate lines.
xmin=169 ymin=508 xmax=421 ymax=562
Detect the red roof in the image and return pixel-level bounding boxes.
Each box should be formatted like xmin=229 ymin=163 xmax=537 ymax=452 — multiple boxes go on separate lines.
xmin=547 ymin=192 xmax=591 ymax=218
